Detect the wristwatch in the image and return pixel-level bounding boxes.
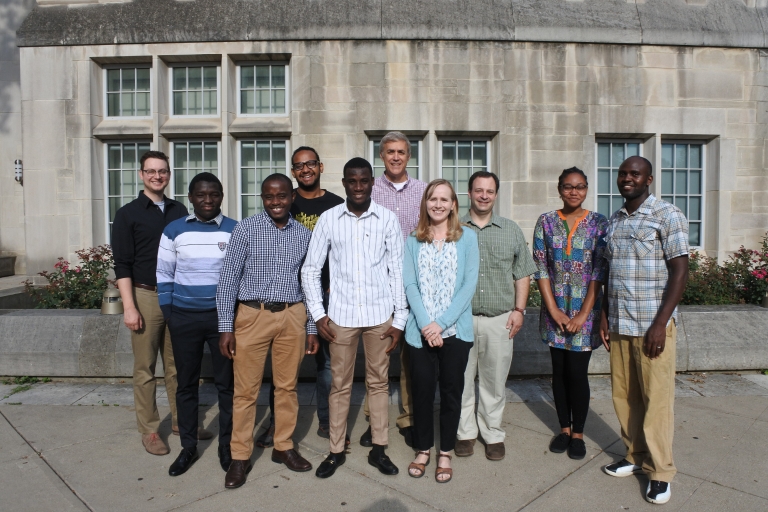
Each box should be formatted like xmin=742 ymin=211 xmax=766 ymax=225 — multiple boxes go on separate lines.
xmin=514 ymin=307 xmax=526 ymax=316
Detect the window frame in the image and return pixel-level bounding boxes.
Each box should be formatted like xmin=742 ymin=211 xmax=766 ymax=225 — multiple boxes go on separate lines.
xmin=594 ymin=139 xmax=643 ymax=219
xmin=103 ymin=139 xmax=153 ymax=241
xmin=368 ymin=138 xmax=423 ymax=180
xmin=236 ymin=61 xmax=290 ymax=118
xmin=438 ymin=137 xmax=492 ymax=214
xmin=169 ymin=139 xmax=222 ymax=210
xmin=236 ymin=138 xmax=291 ymax=220
xmin=660 ymin=139 xmax=706 ymax=249
xmin=168 ymin=63 xmax=221 ymax=118
xmin=103 ymin=64 xmax=152 ymax=120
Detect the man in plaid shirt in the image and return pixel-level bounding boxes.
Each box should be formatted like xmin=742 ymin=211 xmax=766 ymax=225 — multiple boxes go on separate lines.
xmin=599 ymin=156 xmax=689 ymax=506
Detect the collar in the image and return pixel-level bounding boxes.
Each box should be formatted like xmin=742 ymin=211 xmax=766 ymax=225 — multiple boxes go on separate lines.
xmin=259 ymin=210 xmax=295 ymax=230
xmin=619 ymin=194 xmax=657 ymax=217
xmin=461 ymin=212 xmax=503 ymax=228
xmin=338 ymin=199 xmax=381 ymax=219
xmin=378 ymin=173 xmax=412 ymax=190
xmin=138 ymin=190 xmax=170 ymax=209
xmin=186 ymin=212 xmax=224 ymax=226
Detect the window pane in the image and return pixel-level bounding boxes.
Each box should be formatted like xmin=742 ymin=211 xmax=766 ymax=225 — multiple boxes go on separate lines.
xmin=689 ymin=223 xmax=701 ymax=246
xmin=241 ymin=90 xmax=253 ymax=114
xmin=689 ymin=169 xmax=702 ymax=194
xmin=442 ymin=142 xmax=455 ymax=166
xmin=442 ymin=165 xmax=455 ymax=182
xmin=272 ymin=143 xmax=286 ymax=167
xmin=611 ymin=144 xmax=624 ymax=167
xmin=175 ymin=169 xmax=185 ymax=193
xmin=627 ymin=143 xmax=640 ymax=157
xmin=257 ymin=90 xmax=270 ymax=113
xmin=241 ymin=142 xmax=255 ymax=168
xmin=597 ymin=143 xmax=610 ymax=168
xmin=121 ymin=68 xmax=135 ymax=91
xmin=255 ymin=66 xmax=270 ymax=88
xmin=611 ymin=169 xmax=620 ymax=195
xmin=242 ymin=195 xmax=257 ymax=217
xmin=204 ymin=143 xmax=218 ymax=171
xmin=123 ymin=171 xmax=136 ymax=197
xmin=661 ymin=195 xmax=673 ymax=203
xmin=173 ymin=67 xmax=187 ymax=91
xmin=273 ymin=90 xmax=286 ymax=113
xmin=109 ymin=198 xmax=122 ymax=222
xmin=473 ymin=143 xmax=487 ymax=166
xmin=689 ymin=196 xmax=701 ymax=221
xmin=123 ymin=145 xmax=136 ymax=169
xmin=108 ymin=170 xmax=121 ymax=195
xmin=138 ymin=142 xmax=150 ymax=155
xmin=457 ymin=167 xmax=471 ymax=190
xmin=256 ymin=142 xmax=271 ymax=166
xmin=107 ymin=69 xmax=121 ymax=92
xmin=674 ymin=196 xmax=687 ymax=214
xmin=203 ymin=67 xmax=217 ymax=89
xmin=136 ymin=92 xmax=150 ymax=117
xmin=189 ymin=91 xmax=202 ymax=115
xmin=174 ymin=91 xmax=185 ymax=115
xmin=203 ymin=90 xmax=217 ymax=114
xmin=675 ymin=144 xmax=687 ymax=168
xmin=689 ymin=144 xmax=702 ymax=169
xmin=661 ymin=144 xmax=673 ymax=168
xmin=242 ymin=168 xmax=256 ymax=195
xmin=597 ymin=168 xmax=610 ymax=194
xmin=611 ymin=195 xmax=624 ymax=214
xmin=189 ymin=142 xmax=203 ymax=169
xmin=597 ymin=196 xmax=610 ymax=217
xmin=661 ymin=170 xmax=673 ymax=194
xmin=136 ymin=68 xmax=150 ymax=91
xmin=188 ymin=67 xmax=202 ymax=90
xmin=121 ymin=92 xmax=134 ymax=117
xmin=107 ymin=92 xmax=120 ymax=117
xmin=108 ymin=144 xmax=121 ymax=169
xmin=174 ymin=144 xmax=187 ymax=170
xmin=241 ymin=66 xmax=254 ymax=89
xmin=457 ymin=142 xmax=471 ymax=166
xmin=272 ymin=65 xmax=285 ymax=87
xmin=675 ymin=170 xmax=687 ymax=194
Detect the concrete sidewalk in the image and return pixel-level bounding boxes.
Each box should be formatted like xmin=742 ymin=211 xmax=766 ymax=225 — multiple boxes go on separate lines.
xmin=1 ymin=373 xmax=767 ymax=511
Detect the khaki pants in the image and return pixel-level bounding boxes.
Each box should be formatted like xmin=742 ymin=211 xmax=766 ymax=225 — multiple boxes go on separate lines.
xmin=457 ymin=312 xmax=514 ymax=444
xmin=362 ymin=337 xmax=413 ymax=429
xmin=231 ymin=303 xmax=306 ymax=459
xmin=610 ymin=320 xmax=677 ymax=482
xmin=329 ymin=318 xmax=393 ymax=453
xmin=132 ymin=287 xmax=178 ymax=434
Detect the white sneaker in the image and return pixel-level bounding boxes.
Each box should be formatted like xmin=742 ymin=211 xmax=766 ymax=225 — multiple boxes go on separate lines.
xmin=603 ymin=459 xmax=643 ymax=477
xmin=646 ymin=480 xmax=671 ymax=504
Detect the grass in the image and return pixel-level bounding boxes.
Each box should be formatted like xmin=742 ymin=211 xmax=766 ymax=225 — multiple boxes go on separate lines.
xmin=1 ymin=376 xmax=50 ymax=398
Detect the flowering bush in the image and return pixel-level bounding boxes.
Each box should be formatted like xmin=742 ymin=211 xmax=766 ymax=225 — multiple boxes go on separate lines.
xmin=24 ymin=245 xmax=115 ymax=309
xmin=725 ymin=233 xmax=768 ymax=305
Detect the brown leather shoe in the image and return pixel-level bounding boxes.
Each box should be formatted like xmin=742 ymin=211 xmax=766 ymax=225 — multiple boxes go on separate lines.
xmin=454 ymin=439 xmax=475 ymax=457
xmin=172 ymin=427 xmax=214 ymax=440
xmin=485 ymin=442 xmax=505 ymax=461
xmin=271 ymin=448 xmax=312 ymax=472
xmin=224 ymin=459 xmax=252 ymax=489
xmin=142 ymin=433 xmax=170 ymax=456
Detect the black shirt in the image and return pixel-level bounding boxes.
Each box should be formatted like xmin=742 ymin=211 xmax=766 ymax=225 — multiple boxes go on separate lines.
xmin=112 ymin=191 xmax=189 ymax=286
xmin=290 ymin=190 xmax=344 ymax=292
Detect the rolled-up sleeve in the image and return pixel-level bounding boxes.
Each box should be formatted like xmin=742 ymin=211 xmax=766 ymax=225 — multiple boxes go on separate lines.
xmin=111 ymin=209 xmax=135 ymax=281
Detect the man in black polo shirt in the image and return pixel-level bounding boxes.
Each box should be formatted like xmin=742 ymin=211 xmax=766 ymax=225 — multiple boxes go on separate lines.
xmin=113 ymin=150 xmax=207 ymax=455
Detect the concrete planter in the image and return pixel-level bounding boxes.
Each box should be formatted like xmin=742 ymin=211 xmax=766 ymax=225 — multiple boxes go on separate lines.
xmin=0 ymin=305 xmax=767 ymax=379
xmin=0 ymin=256 xmax=16 ymax=278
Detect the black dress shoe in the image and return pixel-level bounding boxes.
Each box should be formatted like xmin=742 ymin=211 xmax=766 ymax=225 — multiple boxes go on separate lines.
xmin=218 ymin=444 xmax=232 ymax=472
xmin=272 ymin=448 xmax=312 ymax=472
xmin=360 ymin=425 xmax=373 ymax=447
xmin=168 ymin=447 xmax=199 ymax=476
xmin=368 ymin=446 xmax=399 ymax=475
xmin=225 ymin=459 xmax=252 ymax=489
xmin=316 ymin=452 xmax=346 ymax=479
xmin=399 ymin=426 xmax=413 ymax=448
xmin=255 ymin=424 xmax=275 ymax=448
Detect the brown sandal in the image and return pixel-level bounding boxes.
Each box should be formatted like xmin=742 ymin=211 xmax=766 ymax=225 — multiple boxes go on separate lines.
xmin=435 ymin=453 xmax=452 ymax=483
xmin=408 ymin=450 xmax=430 ymax=478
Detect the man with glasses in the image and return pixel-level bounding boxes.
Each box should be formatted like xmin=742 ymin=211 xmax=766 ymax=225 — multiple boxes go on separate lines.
xmin=253 ymin=146 xmax=344 ymax=448
xmin=113 ymin=151 xmax=211 ymax=456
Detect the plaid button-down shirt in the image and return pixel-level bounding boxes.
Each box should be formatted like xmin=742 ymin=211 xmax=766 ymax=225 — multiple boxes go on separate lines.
xmin=603 ymin=194 xmax=689 ymax=337
xmin=371 ymin=174 xmax=427 ymax=240
xmin=216 ymin=212 xmax=316 ymax=334
xmin=461 ymin=213 xmax=538 ymax=317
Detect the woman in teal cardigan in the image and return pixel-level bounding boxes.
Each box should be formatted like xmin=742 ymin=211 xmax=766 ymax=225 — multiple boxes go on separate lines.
xmin=403 ymin=179 xmax=480 ymax=483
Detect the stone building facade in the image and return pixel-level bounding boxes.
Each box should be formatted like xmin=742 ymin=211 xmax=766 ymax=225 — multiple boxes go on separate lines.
xmin=4 ymin=0 xmax=768 ymax=274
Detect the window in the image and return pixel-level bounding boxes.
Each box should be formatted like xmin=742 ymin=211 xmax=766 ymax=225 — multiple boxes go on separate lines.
xmin=239 ymin=140 xmax=288 ymax=218
xmin=370 ymin=138 xmax=422 ymax=179
xmin=440 ymin=140 xmax=489 ymax=214
xmin=238 ymin=64 xmax=287 ymax=115
xmin=171 ymin=141 xmax=220 ymax=209
xmin=105 ymin=66 xmax=150 ymax=118
xmin=661 ymin=142 xmax=704 ymax=247
xmin=596 ymin=141 xmax=641 ymax=218
xmin=172 ymin=65 xmax=219 ymax=116
xmin=106 ymin=141 xmax=150 ymax=236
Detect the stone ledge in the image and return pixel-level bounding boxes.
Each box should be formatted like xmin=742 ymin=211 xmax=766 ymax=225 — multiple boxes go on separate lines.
xmin=0 ymin=305 xmax=765 ymax=379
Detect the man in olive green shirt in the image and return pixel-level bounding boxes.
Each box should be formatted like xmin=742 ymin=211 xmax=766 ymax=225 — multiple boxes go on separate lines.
xmin=455 ymin=171 xmax=537 ymax=461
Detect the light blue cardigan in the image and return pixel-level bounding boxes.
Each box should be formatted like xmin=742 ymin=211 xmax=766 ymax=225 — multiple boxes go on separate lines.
xmin=403 ymin=226 xmax=480 ymax=348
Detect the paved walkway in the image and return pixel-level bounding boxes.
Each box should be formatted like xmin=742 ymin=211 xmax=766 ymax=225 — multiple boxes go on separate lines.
xmin=1 ymin=373 xmax=768 ymax=511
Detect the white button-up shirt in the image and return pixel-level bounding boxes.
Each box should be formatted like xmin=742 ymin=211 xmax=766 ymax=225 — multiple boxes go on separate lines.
xmin=302 ymin=200 xmax=408 ymax=330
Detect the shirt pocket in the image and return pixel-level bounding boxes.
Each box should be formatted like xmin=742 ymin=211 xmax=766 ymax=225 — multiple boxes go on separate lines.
xmin=631 ymin=227 xmax=657 ymax=258
xmin=363 ymin=232 xmax=386 ymax=267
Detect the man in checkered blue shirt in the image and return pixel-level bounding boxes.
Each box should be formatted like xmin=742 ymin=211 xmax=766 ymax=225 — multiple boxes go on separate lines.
xmin=599 ymin=156 xmax=689 ymax=506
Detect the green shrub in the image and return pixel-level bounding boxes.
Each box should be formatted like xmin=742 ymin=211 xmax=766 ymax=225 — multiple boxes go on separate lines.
xmin=24 ymin=245 xmax=115 ymax=309
xmin=527 ymin=279 xmax=542 ymax=307
xmin=723 ymin=233 xmax=768 ymax=305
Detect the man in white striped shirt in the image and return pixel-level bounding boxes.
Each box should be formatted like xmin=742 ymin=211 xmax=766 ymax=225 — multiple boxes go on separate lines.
xmin=303 ymin=157 xmax=408 ymax=479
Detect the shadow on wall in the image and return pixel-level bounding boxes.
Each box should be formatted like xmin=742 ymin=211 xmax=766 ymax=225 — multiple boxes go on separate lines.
xmin=0 ymin=0 xmax=36 ymax=136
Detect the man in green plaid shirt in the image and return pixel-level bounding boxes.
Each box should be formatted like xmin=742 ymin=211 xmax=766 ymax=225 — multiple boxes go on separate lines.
xmin=599 ymin=156 xmax=689 ymax=506
xmin=455 ymin=171 xmax=537 ymax=462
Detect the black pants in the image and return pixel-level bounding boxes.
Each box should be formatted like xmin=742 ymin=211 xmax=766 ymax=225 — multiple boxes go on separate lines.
xmin=169 ymin=307 xmax=234 ymax=449
xmin=550 ymin=346 xmax=592 ymax=434
xmin=409 ymin=336 xmax=472 ymax=452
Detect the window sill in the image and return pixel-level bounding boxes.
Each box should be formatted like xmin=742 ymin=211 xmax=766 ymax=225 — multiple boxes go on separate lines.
xmin=160 ymin=117 xmax=222 ymax=138
xmin=93 ymin=119 xmax=152 ymax=140
xmin=228 ymin=116 xmax=291 ymax=137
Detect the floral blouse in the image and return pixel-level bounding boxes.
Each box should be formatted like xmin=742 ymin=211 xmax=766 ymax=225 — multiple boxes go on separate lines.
xmin=532 ymin=210 xmax=609 ymax=351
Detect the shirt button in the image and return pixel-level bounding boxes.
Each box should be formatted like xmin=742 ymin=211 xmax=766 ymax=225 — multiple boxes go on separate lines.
xmin=481 ymin=290 xmax=483 ymax=292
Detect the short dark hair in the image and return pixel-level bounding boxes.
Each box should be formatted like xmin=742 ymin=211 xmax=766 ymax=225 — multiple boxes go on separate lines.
xmin=622 ymin=155 xmax=653 ymax=175
xmin=188 ymin=172 xmax=223 ymax=194
xmin=557 ymin=167 xmax=588 ymax=188
xmin=468 ymin=171 xmax=499 ymax=193
xmin=261 ymin=173 xmax=293 ymax=192
xmin=292 ymin=146 xmax=320 ymax=162
xmin=343 ymin=157 xmax=373 ymax=178
xmin=140 ymin=150 xmax=169 ymax=171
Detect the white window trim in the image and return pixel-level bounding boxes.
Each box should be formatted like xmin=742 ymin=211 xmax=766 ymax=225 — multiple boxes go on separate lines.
xmin=660 ymin=139 xmax=706 ymax=249
xmin=368 ymin=138 xmax=423 ymax=180
xmin=168 ymin=63 xmax=221 ymax=118
xmin=103 ymin=64 xmax=152 ymax=120
xmin=169 ymin=140 xmax=223 ymax=205
xmin=236 ymin=138 xmax=291 ymax=220
xmin=103 ymin=139 xmax=154 ymax=241
xmin=594 ymin=139 xmax=644 ymax=216
xmin=236 ymin=62 xmax=290 ymax=118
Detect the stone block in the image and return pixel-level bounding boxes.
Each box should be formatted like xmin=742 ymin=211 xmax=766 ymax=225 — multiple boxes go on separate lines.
xmin=529 ymin=150 xmax=587 ymax=181
xmin=348 ymin=63 xmax=385 ymax=87
xmin=737 ymin=145 xmax=763 ymax=169
xmin=348 ymin=41 xmax=389 ymax=63
xmin=296 ymin=110 xmax=357 ymax=135
xmin=693 ymin=47 xmax=755 ymax=70
xmin=574 ymin=44 xmax=639 ymax=68
xmin=553 ymin=112 xmax=589 ymax=136
xmin=641 ymin=68 xmax=678 ymax=106
xmin=731 ymin=213 xmax=768 ymax=229
xmin=503 ymin=50 xmax=542 ymax=82
xmin=79 ymin=315 xmax=119 ymax=377
xmin=22 ymin=214 xmax=68 ymax=275
xmin=22 ymin=170 xmax=58 ymax=217
xmin=730 ymin=191 xmax=754 ymax=213
xmin=639 ymin=51 xmax=684 ymax=69
xmin=496 ymin=134 xmax=529 ymax=182
xmin=594 ymin=67 xmax=643 ymax=106
xmin=19 ymin=46 xmax=72 ymax=101
xmin=513 ymin=182 xmax=549 ymax=206
xmin=21 ymin=100 xmax=67 ymax=170
xmin=529 ymin=135 xmax=585 ymax=152
xmin=678 ymin=69 xmax=744 ymax=100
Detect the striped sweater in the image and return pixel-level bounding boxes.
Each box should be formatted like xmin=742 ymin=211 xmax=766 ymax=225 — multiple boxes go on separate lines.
xmin=157 ymin=213 xmax=237 ymax=317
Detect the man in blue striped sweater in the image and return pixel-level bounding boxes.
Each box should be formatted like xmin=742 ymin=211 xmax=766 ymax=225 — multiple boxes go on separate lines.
xmin=157 ymin=172 xmax=237 ymax=477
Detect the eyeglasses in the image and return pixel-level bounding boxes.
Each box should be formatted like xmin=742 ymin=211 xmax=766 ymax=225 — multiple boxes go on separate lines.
xmin=141 ymin=169 xmax=170 ymax=177
xmin=560 ymin=184 xmax=587 ymax=192
xmin=291 ymin=160 xmax=319 ymax=171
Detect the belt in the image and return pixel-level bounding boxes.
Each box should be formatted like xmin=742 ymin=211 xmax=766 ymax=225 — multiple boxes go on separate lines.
xmin=134 ymin=283 xmax=157 ymax=292
xmin=241 ymin=300 xmax=298 ymax=312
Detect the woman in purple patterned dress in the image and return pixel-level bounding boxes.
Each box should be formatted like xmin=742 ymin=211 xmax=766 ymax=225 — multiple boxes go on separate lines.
xmin=532 ymin=167 xmax=609 ymax=460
